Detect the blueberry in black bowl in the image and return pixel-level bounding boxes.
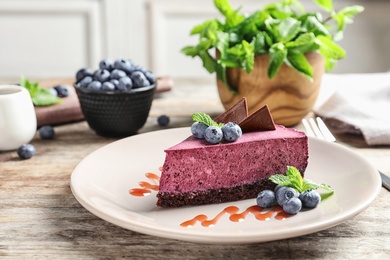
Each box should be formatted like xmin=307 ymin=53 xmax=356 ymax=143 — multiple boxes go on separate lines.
xmin=74 ymin=58 xmax=157 ymax=137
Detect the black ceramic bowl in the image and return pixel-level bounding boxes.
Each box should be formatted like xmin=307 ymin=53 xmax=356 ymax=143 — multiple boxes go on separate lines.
xmin=74 ymin=83 xmax=156 ymax=137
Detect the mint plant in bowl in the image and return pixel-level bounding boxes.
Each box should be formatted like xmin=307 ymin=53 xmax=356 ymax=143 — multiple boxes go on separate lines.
xmin=74 ymin=59 xmax=156 ymax=137
xmin=182 ymin=0 xmax=364 ymax=126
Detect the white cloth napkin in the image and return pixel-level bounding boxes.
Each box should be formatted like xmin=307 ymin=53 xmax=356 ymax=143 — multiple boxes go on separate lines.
xmin=314 ymin=72 xmax=390 ymax=146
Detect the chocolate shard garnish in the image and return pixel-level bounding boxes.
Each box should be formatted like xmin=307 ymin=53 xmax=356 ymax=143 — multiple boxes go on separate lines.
xmin=213 ymin=97 xmax=248 ymax=124
xmin=239 ymin=105 xmax=276 ymax=132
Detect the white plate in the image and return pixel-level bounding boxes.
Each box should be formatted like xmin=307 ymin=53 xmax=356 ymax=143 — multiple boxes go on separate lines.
xmin=70 ymin=128 xmax=381 ymax=244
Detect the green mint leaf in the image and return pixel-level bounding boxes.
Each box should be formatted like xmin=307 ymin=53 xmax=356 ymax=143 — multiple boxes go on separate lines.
xmin=314 ymin=0 xmax=333 ymax=13
xmin=268 ymin=42 xmax=287 ymax=78
xmin=192 ymin=112 xmax=223 ymax=127
xmin=316 ymin=35 xmax=346 ymax=71
xmin=286 ymin=165 xmax=304 ymax=192
xmin=216 ymin=31 xmax=230 ymax=53
xmin=253 ymin=32 xmax=268 ymax=55
xmin=214 ymin=0 xmax=244 ymax=28
xmin=278 ymin=17 xmax=301 ymax=43
xmin=269 ymin=174 xmax=291 ymax=187
xmin=190 ymin=20 xmax=215 ymax=36
xmin=286 ymin=51 xmax=313 ymax=79
xmin=241 ymin=40 xmax=255 ymax=73
xmin=270 ymin=166 xmax=334 ymax=194
xmin=20 ymin=76 xmax=61 ymax=106
xmin=285 ymin=32 xmax=320 ymax=53
xmin=181 ymin=46 xmax=199 ymax=57
xmin=337 ymin=5 xmax=364 ymax=22
xmin=32 ymin=89 xmax=62 ymax=106
xmin=320 ymin=191 xmax=334 ymax=201
xmin=198 ymin=50 xmax=217 ymax=74
xmin=301 ymin=15 xmax=329 ymax=37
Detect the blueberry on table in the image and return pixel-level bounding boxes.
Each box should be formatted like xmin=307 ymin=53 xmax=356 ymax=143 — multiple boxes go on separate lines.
xmin=48 ymin=87 xmax=58 ymax=97
xmin=117 ymin=77 xmax=133 ymax=91
xmin=94 ymin=69 xmax=111 ymax=82
xmin=53 ymin=85 xmax=70 ymax=97
xmin=157 ymin=115 xmax=170 ymax=127
xmin=222 ymin=122 xmax=242 ymax=142
xmin=87 ymin=81 xmax=102 ymax=90
xmin=76 ymin=68 xmax=93 ymax=82
xmin=17 ymin=144 xmax=36 ymax=160
xmin=256 ymin=190 xmax=276 ymax=208
xmin=39 ymin=125 xmax=55 ymax=140
xmin=299 ymin=190 xmax=321 ymax=208
xmin=276 ymin=186 xmax=299 ymax=206
xmin=204 ymin=126 xmax=223 ymax=144
xmin=283 ymin=197 xmax=302 ymax=215
xmin=99 ymin=59 xmax=113 ymax=71
xmin=191 ymin=122 xmax=208 ymax=139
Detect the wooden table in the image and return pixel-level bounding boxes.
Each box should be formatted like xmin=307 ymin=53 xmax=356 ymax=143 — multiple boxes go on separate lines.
xmin=1 ymin=78 xmax=389 ymax=259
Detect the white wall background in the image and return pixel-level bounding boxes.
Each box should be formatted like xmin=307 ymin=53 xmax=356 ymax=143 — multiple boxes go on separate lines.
xmin=0 ymin=0 xmax=389 ymax=80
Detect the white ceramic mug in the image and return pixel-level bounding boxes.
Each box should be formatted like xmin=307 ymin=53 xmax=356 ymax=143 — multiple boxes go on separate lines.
xmin=0 ymin=85 xmax=37 ymax=151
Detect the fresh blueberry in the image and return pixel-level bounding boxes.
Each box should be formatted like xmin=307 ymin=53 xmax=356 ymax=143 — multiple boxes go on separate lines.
xmin=299 ymin=190 xmax=321 ymax=208
xmin=53 ymin=85 xmax=70 ymax=97
xmin=191 ymin=122 xmax=208 ymax=139
xmin=109 ymin=79 xmax=119 ymax=88
xmin=274 ymin=184 xmax=283 ymax=194
xmin=48 ymin=87 xmax=58 ymax=97
xmin=102 ymin=81 xmax=115 ymax=91
xmin=76 ymin=68 xmax=93 ymax=83
xmin=221 ymin=122 xmax=242 ymax=142
xmin=93 ymin=69 xmax=111 ymax=82
xmin=39 ymin=125 xmax=55 ymax=140
xmin=283 ymin=197 xmax=302 ymax=215
xmin=17 ymin=144 xmax=36 ymax=160
xmin=113 ymin=59 xmax=133 ymax=74
xmin=78 ymin=76 xmax=93 ymax=88
xmin=132 ymin=65 xmax=147 ymax=73
xmin=87 ymin=81 xmax=102 ymax=90
xmin=144 ymin=71 xmax=156 ymax=84
xmin=110 ymin=69 xmax=127 ymax=80
xmin=204 ymin=126 xmax=223 ymax=144
xmin=130 ymin=71 xmax=150 ymax=88
xmin=117 ymin=76 xmax=133 ymax=91
xmin=99 ymin=59 xmax=113 ymax=71
xmin=276 ymin=186 xmax=299 ymax=206
xmin=157 ymin=115 xmax=170 ymax=127
xmin=256 ymin=190 xmax=276 ymax=208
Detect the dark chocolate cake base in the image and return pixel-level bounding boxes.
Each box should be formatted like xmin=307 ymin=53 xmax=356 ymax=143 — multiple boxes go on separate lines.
xmin=156 ymin=178 xmax=278 ymax=208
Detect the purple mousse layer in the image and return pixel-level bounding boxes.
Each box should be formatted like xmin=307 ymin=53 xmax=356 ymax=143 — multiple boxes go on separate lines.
xmin=157 ymin=125 xmax=308 ymax=203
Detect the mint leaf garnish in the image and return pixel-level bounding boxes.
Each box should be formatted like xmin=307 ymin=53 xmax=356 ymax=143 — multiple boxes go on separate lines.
xmin=269 ymin=166 xmax=334 ymax=194
xmin=20 ymin=76 xmax=61 ymax=106
xmin=192 ymin=112 xmax=223 ymax=127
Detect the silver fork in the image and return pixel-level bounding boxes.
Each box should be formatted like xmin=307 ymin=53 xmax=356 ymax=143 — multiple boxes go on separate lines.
xmin=302 ymin=117 xmax=390 ymax=191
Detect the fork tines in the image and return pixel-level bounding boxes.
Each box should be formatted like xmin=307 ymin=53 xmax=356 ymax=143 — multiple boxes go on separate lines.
xmin=302 ymin=117 xmax=336 ymax=142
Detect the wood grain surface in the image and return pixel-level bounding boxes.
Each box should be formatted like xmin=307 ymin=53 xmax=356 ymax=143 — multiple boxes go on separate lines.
xmin=0 ymin=78 xmax=389 ymax=259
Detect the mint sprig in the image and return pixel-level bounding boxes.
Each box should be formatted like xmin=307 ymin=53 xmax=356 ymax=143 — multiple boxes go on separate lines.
xmin=192 ymin=112 xmax=223 ymax=127
xmin=20 ymin=76 xmax=61 ymax=106
xmin=269 ymin=166 xmax=334 ymax=195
